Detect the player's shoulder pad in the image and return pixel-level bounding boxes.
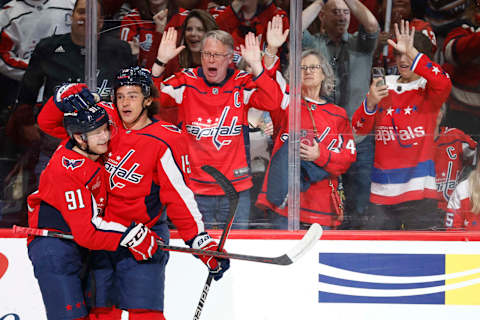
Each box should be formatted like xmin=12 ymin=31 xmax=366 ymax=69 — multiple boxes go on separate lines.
xmin=146 ymin=120 xmax=183 ymax=136
xmin=161 ymin=123 xmax=182 ymax=134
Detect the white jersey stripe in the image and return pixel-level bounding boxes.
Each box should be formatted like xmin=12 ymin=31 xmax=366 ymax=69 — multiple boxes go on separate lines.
xmin=90 ymin=195 xmax=127 ymax=233
xmin=371 ymin=176 xmax=437 ymax=198
xmin=160 ymin=148 xmax=205 ymax=232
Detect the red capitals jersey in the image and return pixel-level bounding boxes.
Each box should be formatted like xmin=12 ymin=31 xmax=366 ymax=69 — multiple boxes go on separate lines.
xmin=120 ymin=9 xmax=186 ymax=69
xmin=155 ymin=67 xmax=284 ymax=195
xmin=38 ymin=97 xmax=205 ymax=243
xmin=27 ymin=141 xmax=125 ymax=250
xmin=256 ymin=97 xmax=356 ymax=227
xmin=445 ymin=179 xmax=480 ymax=230
xmin=434 ymin=127 xmax=477 ymax=211
xmin=215 ymin=3 xmax=288 ymax=63
xmin=443 ymin=23 xmax=480 ymax=115
xmin=375 ymin=19 xmax=437 ymax=75
xmin=352 ymin=54 xmax=452 ymax=205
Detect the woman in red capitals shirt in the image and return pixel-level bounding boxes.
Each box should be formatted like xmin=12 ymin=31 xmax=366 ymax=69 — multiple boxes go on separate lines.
xmin=256 ymin=49 xmax=357 ymax=229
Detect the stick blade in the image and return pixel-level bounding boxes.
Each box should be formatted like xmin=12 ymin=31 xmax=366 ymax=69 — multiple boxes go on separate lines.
xmin=284 ymin=223 xmax=323 ymax=264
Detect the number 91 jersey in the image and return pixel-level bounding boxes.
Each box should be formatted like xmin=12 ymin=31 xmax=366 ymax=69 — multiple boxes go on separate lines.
xmin=27 ymin=140 xmax=124 ymax=251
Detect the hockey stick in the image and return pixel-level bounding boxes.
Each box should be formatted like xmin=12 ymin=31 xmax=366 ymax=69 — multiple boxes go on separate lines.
xmin=194 ymin=165 xmax=239 ymax=320
xmin=13 ymin=223 xmax=323 ymax=265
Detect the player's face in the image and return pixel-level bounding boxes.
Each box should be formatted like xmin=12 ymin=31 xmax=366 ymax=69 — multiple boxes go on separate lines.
xmin=185 ymin=17 xmax=206 ymax=54
xmin=301 ymin=54 xmax=325 ymax=91
xmin=395 ymin=52 xmax=415 ymax=81
xmin=115 ymin=85 xmax=149 ymax=127
xmin=85 ymin=123 xmax=110 ymax=154
xmin=321 ymin=0 xmax=350 ymax=38
xmin=200 ymin=38 xmax=233 ymax=84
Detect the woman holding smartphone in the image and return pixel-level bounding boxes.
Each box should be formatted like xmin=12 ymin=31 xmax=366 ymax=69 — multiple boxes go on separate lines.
xmin=255 ymin=16 xmax=357 ymax=229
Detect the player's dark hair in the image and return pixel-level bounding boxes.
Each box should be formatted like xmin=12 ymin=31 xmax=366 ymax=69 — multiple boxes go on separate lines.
xmin=147 ymin=85 xmax=160 ymax=118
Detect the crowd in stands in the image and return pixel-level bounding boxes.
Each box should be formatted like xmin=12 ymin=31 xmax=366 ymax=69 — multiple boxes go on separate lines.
xmin=1 ymin=0 xmax=479 ymax=231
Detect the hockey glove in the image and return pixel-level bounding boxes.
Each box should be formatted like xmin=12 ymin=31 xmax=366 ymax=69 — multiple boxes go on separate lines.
xmin=186 ymin=232 xmax=230 ymax=281
xmin=120 ymin=223 xmax=162 ymax=261
xmin=54 ymin=83 xmax=97 ymax=112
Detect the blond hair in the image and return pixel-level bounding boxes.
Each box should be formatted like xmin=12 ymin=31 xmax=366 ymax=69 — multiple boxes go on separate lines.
xmin=468 ymin=164 xmax=480 ymax=214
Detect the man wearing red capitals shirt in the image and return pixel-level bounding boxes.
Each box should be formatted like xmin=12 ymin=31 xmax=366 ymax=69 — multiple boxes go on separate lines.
xmin=28 ymin=105 xmax=161 ymax=320
xmin=37 ymin=68 xmax=229 ymax=320
xmin=152 ymin=28 xmax=285 ymax=229
xmin=434 ymin=105 xmax=477 ymax=214
xmin=352 ymin=20 xmax=452 ymax=230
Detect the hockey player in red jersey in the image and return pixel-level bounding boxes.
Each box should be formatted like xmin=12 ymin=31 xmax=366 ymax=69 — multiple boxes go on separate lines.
xmin=28 ymin=104 xmax=161 ymax=320
xmin=38 ymin=67 xmax=229 ymax=319
xmin=151 ymin=28 xmax=285 ymax=229
xmin=434 ymin=105 xmax=477 ymax=213
xmin=352 ymin=20 xmax=452 ymax=230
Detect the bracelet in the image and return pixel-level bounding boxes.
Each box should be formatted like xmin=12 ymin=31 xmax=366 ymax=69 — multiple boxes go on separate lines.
xmin=264 ymin=47 xmax=277 ymax=58
xmin=154 ymin=58 xmax=166 ymax=67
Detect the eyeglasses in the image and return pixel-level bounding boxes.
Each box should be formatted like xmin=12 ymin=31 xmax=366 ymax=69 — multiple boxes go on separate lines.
xmin=300 ymin=65 xmax=322 ymax=72
xmin=200 ymin=51 xmax=230 ymax=60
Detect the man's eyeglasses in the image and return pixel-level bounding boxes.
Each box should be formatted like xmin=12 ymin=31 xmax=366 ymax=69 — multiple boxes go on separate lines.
xmin=300 ymin=65 xmax=322 ymax=72
xmin=201 ymin=51 xmax=230 ymax=60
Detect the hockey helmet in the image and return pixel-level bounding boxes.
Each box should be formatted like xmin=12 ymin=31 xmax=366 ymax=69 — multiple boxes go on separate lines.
xmin=113 ymin=66 xmax=153 ymax=97
xmin=64 ymin=105 xmax=109 ymax=139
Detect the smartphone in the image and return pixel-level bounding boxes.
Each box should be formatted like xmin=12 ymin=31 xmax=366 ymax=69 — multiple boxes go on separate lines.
xmin=300 ymin=129 xmax=316 ymax=146
xmin=372 ymin=67 xmax=386 ymax=87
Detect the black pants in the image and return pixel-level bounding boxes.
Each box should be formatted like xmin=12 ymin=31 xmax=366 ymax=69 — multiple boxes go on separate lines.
xmin=364 ymin=198 xmax=444 ymax=230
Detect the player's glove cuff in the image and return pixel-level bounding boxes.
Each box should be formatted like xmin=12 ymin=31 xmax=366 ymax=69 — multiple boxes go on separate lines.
xmin=120 ymin=223 xmax=163 ymax=261
xmin=186 ymin=232 xmax=230 ymax=281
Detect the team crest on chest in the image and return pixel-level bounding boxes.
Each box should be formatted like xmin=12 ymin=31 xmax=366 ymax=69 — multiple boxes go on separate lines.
xmin=185 ymin=107 xmax=242 ymax=150
xmin=62 ymin=157 xmax=84 ymax=170
xmin=104 ymin=149 xmax=144 ymax=189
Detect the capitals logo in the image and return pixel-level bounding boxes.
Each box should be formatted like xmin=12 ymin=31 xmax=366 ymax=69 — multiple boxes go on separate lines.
xmin=62 ymin=157 xmax=85 ymax=170
xmin=105 ymin=149 xmax=144 ymax=189
xmin=185 ymin=107 xmax=242 ymax=151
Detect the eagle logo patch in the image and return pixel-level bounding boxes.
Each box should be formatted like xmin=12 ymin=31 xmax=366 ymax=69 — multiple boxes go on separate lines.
xmin=62 ymin=157 xmax=85 ymax=170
